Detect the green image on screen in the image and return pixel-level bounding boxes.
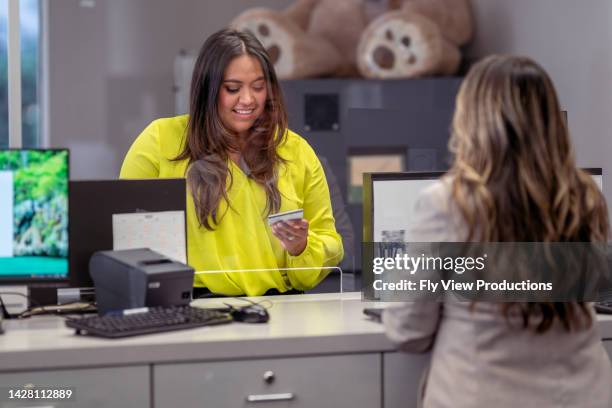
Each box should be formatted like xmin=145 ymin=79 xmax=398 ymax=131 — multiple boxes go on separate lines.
xmin=0 ymin=150 xmax=68 ymax=279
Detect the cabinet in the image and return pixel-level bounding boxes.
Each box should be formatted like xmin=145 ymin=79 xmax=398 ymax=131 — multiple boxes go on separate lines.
xmin=0 ymin=366 xmax=149 ymax=408
xmin=1 ymin=296 xmax=611 ymax=408
xmin=383 ymin=352 xmax=430 ymax=408
xmin=154 ymin=354 xmax=381 ymax=408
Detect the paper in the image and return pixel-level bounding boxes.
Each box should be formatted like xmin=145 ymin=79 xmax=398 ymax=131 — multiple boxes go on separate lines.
xmin=112 ymin=211 xmax=186 ymax=264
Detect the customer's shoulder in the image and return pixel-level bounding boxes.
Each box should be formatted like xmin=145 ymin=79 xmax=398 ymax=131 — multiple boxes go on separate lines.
xmin=416 ymin=177 xmax=454 ymax=211
xmin=408 ymin=176 xmax=467 ymax=241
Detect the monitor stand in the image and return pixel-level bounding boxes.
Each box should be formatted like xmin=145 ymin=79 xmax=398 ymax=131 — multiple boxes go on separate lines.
xmin=29 ymin=285 xmax=95 ymax=307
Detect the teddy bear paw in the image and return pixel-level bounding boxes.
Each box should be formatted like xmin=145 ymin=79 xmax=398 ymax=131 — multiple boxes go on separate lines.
xmin=231 ymin=9 xmax=297 ymax=78
xmin=357 ymin=11 xmax=460 ymax=79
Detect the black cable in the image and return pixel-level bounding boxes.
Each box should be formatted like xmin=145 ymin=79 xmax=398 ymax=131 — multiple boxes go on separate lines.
xmin=230 ymin=296 xmax=273 ymax=310
xmin=0 ymin=292 xmax=96 ymax=319
xmin=20 ymin=301 xmax=97 ymax=318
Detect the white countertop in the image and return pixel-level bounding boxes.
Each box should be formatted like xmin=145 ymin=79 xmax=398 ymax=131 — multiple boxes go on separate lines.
xmin=1 ymin=292 xmax=611 ymax=372
xmin=0 ymin=293 xmax=390 ymax=372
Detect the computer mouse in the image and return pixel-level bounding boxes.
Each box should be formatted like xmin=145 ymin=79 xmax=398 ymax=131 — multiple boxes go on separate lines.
xmin=231 ymin=305 xmax=269 ymax=323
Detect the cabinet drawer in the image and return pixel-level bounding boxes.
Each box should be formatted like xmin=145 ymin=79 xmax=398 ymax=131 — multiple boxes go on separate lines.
xmin=0 ymin=366 xmax=149 ymax=408
xmin=154 ymin=354 xmax=381 ymax=408
xmin=384 ymin=352 xmax=431 ymax=408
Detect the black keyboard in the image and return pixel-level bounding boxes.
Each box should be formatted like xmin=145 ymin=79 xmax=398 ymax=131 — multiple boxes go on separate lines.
xmin=65 ymin=305 xmax=232 ymax=338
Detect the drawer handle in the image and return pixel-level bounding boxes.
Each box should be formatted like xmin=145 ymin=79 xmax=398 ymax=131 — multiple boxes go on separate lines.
xmin=22 ymin=406 xmax=55 ymax=408
xmin=246 ymin=392 xmax=294 ymax=403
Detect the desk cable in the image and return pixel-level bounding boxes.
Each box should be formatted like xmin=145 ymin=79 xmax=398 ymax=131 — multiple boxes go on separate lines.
xmin=200 ymin=296 xmax=273 ymax=315
xmin=0 ymin=292 xmax=96 ymax=319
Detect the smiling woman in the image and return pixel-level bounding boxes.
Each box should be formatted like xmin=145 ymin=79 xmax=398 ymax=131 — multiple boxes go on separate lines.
xmin=120 ymin=29 xmax=343 ymax=297
xmin=217 ymin=54 xmax=268 ymax=138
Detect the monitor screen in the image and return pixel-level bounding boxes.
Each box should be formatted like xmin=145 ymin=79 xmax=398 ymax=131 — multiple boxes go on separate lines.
xmin=69 ymin=179 xmax=186 ymax=287
xmin=0 ymin=149 xmax=69 ymax=282
xmin=364 ymin=168 xmax=603 ymax=243
xmin=363 ymin=171 xmax=444 ymax=242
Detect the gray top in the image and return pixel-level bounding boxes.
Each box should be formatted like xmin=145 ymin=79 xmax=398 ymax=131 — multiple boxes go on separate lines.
xmin=383 ymin=179 xmax=612 ymax=408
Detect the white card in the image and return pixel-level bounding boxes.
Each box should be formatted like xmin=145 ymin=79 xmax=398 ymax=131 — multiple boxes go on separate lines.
xmin=112 ymin=211 xmax=186 ymax=264
xmin=267 ymin=209 xmax=304 ymax=226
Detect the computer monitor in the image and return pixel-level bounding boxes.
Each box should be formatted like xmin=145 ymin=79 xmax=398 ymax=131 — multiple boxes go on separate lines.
xmin=364 ymin=168 xmax=604 ymax=243
xmin=363 ymin=171 xmax=445 ymax=242
xmin=0 ymin=149 xmax=69 ymax=283
xmin=69 ymin=179 xmax=186 ymax=287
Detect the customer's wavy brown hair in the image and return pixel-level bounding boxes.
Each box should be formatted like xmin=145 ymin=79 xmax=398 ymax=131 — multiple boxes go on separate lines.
xmin=175 ymin=29 xmax=288 ymax=230
xmin=448 ymin=55 xmax=609 ymax=332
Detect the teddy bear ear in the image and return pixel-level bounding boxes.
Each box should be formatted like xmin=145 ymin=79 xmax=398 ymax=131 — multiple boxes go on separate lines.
xmin=306 ymin=0 xmax=369 ymax=74
xmin=401 ymin=0 xmax=474 ymax=46
xmin=283 ymin=0 xmax=321 ymax=31
xmin=229 ymin=8 xmax=343 ymax=80
xmin=357 ymin=10 xmax=460 ymax=79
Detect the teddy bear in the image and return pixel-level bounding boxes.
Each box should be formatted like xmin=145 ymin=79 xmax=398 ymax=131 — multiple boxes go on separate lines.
xmin=229 ymin=0 xmax=367 ymax=79
xmin=356 ymin=0 xmax=473 ymax=78
xmin=229 ymin=0 xmax=473 ymax=80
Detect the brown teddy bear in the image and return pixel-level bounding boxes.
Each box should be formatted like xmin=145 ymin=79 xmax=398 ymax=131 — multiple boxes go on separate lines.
xmin=229 ymin=0 xmax=473 ymax=80
xmin=357 ymin=0 xmax=473 ymax=78
xmin=230 ymin=0 xmax=368 ymax=79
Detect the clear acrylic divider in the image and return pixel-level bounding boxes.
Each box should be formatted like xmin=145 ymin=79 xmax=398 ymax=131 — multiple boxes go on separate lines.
xmin=193 ymin=266 xmax=346 ymax=298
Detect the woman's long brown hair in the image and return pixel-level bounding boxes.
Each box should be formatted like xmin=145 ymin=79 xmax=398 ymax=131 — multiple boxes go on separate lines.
xmin=448 ymin=55 xmax=609 ymax=332
xmin=175 ymin=29 xmax=288 ymax=230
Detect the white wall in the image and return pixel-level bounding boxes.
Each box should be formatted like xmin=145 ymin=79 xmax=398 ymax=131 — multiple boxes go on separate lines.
xmin=466 ymin=0 xmax=612 ymax=206
xmin=48 ymin=0 xmax=612 ymax=196
xmin=47 ymin=0 xmax=292 ymax=179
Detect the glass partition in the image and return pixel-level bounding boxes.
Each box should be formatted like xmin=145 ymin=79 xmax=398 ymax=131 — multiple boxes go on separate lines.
xmin=193 ymin=266 xmax=347 ymax=297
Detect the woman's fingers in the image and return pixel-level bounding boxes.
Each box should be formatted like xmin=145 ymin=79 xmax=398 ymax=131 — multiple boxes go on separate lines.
xmin=274 ymin=220 xmax=307 ymax=240
xmin=270 ymin=219 xmax=309 ymax=256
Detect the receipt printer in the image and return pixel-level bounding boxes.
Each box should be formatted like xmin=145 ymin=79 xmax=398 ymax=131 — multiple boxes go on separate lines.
xmin=90 ymin=248 xmax=194 ymax=314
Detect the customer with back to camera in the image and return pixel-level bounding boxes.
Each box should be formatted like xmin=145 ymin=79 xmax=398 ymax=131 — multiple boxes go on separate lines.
xmin=120 ymin=29 xmax=343 ymax=297
xmin=383 ymin=55 xmax=612 ymax=407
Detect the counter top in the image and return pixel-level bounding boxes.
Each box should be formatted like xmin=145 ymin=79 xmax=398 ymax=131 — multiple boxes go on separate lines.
xmin=0 ymin=293 xmax=390 ymax=372
xmin=1 ymin=292 xmax=611 ymax=372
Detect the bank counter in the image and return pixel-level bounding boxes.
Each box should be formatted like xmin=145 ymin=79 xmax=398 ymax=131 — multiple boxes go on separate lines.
xmin=1 ymin=293 xmax=611 ymax=408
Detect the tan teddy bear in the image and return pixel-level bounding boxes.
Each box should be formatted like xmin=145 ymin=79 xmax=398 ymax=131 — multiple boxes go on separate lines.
xmin=229 ymin=0 xmax=473 ymax=80
xmin=357 ymin=0 xmax=473 ymax=78
xmin=230 ymin=0 xmax=368 ymax=79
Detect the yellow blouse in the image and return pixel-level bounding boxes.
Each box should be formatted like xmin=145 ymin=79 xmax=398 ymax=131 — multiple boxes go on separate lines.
xmin=119 ymin=115 xmax=343 ymax=296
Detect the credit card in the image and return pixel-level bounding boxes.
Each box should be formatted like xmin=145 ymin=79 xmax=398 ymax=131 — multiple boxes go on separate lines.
xmin=267 ymin=209 xmax=304 ymax=225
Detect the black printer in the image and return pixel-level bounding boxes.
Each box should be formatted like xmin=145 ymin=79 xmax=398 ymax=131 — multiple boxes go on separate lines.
xmin=90 ymin=248 xmax=194 ymax=314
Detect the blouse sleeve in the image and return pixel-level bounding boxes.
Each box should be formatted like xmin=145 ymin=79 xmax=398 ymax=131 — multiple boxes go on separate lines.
xmin=285 ymin=140 xmax=344 ymax=290
xmin=119 ymin=120 xmax=161 ymax=179
xmin=383 ymin=301 xmax=441 ymax=352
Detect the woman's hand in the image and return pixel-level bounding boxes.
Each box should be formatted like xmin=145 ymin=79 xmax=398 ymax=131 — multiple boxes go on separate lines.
xmin=271 ymin=219 xmax=309 ymax=256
